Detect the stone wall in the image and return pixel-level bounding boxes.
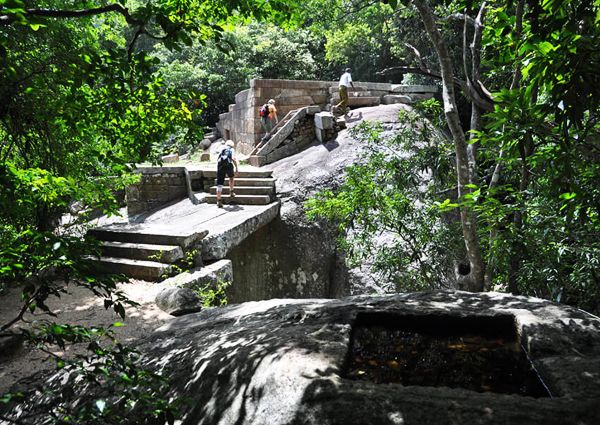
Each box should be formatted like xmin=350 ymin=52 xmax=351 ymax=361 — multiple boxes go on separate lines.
xmin=217 ymin=79 xmax=336 ymax=155
xmin=225 ymin=215 xmax=349 ymax=303
xmin=216 ymin=79 xmax=438 ymax=155
xmin=126 ymin=167 xmax=188 ymax=216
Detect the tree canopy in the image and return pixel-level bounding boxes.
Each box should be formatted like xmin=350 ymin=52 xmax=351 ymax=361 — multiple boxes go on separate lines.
xmin=1 ymin=0 xmax=600 ymax=422
xmin=307 ymin=0 xmax=600 ymax=311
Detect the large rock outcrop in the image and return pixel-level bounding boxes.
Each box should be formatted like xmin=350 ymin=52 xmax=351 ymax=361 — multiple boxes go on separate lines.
xmin=227 ymin=104 xmax=410 ymax=302
xmin=141 ymin=291 xmax=600 ymax=424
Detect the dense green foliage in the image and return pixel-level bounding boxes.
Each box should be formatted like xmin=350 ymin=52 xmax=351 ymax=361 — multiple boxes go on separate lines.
xmin=154 ymin=23 xmax=324 ymax=133
xmin=1 ymin=0 xmax=600 ymax=422
xmin=0 ymin=0 xmax=301 ymax=423
xmin=306 ymin=0 xmax=600 ymax=313
xmin=306 ymin=107 xmax=459 ymax=290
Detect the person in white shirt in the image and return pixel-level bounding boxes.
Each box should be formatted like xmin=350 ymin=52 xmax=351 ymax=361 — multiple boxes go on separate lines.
xmin=335 ymin=68 xmax=355 ymax=114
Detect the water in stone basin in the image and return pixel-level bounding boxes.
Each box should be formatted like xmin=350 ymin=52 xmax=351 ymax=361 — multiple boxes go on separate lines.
xmin=343 ymin=314 xmax=551 ymax=398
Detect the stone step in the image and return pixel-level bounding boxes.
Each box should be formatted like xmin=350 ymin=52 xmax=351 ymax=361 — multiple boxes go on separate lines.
xmin=204 ymin=194 xmax=272 ymax=205
xmin=330 ymin=92 xmax=375 ymax=102
xmin=330 ymin=96 xmax=381 ymax=106
xmin=215 ymin=177 xmax=276 ymax=187
xmin=382 ymin=94 xmax=412 ymax=105
xmin=92 ymin=256 xmax=172 ymax=282
xmin=88 ymin=228 xmax=208 ymax=248
xmin=328 ymin=86 xmax=370 ymax=94
xmin=200 ymin=169 xmax=273 ymax=179
xmin=101 ymin=241 xmax=183 ymax=263
xmin=209 ymin=186 xmax=275 ymax=196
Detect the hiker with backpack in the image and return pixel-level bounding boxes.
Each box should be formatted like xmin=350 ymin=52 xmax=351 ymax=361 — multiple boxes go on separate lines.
xmin=216 ymin=140 xmax=239 ymax=208
xmin=259 ymin=98 xmax=279 ymax=138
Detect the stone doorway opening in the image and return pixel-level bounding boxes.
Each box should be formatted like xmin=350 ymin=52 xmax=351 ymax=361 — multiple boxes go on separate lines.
xmin=343 ymin=312 xmax=552 ymax=397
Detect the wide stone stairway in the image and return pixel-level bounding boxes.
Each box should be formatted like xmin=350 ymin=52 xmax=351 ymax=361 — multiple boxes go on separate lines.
xmin=87 ymin=165 xmax=280 ymax=282
xmin=203 ymin=168 xmax=276 ymax=206
xmin=88 ymin=224 xmax=208 ymax=282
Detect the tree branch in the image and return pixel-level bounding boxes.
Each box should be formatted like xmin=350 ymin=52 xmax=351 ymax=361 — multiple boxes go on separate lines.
xmin=383 ymin=40 xmax=494 ymax=111
xmin=377 ymin=65 xmax=441 ymax=80
xmin=0 ymin=290 xmax=38 ymax=333
xmin=1 ymin=4 xmax=143 ymax=26
xmin=445 ymin=12 xmax=476 ymax=26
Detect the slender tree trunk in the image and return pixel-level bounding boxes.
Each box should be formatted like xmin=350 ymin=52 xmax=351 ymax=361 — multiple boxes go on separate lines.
xmin=413 ymin=0 xmax=485 ymax=291
xmin=466 ymin=4 xmax=487 ymax=184
xmin=507 ymin=82 xmax=537 ymax=293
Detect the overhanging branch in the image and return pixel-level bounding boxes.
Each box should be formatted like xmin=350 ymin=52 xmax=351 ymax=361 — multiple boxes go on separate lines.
xmin=0 ymin=4 xmax=143 ymax=26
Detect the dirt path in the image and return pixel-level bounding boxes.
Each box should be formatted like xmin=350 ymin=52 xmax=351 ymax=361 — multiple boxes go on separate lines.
xmin=0 ymin=280 xmax=172 ymax=394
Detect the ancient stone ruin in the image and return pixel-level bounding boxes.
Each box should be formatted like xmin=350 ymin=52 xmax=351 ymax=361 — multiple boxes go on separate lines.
xmin=142 ymin=291 xmax=600 ymax=424
xmin=216 ymin=78 xmax=437 ymax=154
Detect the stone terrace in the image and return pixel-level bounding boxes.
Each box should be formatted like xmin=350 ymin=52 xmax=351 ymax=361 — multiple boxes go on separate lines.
xmin=217 ymin=79 xmax=437 ymax=154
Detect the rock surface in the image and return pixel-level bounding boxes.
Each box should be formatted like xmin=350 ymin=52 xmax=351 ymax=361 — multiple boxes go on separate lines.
xmin=160 ymin=259 xmax=233 ymax=291
xmin=142 ymin=291 xmax=600 ymax=424
xmin=155 ymin=286 xmax=202 ymax=316
xmin=226 ymin=104 xmax=410 ymax=302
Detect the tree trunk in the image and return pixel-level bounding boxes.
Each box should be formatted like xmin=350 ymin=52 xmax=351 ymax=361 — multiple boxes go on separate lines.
xmin=413 ymin=0 xmax=485 ymax=291
xmin=465 ymin=3 xmax=487 ymax=184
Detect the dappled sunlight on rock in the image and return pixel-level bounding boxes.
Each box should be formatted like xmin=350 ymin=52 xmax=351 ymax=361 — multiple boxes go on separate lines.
xmin=135 ymin=292 xmax=600 ymax=424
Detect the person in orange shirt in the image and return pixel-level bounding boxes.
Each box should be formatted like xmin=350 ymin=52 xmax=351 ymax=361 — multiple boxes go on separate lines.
xmin=260 ymin=98 xmax=279 ymax=137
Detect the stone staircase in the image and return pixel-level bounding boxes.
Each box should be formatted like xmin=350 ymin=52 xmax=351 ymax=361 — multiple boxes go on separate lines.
xmin=203 ymin=168 xmax=276 ymax=206
xmin=248 ymin=106 xmax=321 ymax=167
xmin=87 ymin=226 xmax=208 ymax=282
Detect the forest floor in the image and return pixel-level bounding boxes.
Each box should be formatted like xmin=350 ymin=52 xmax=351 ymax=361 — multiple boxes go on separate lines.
xmin=0 ymin=280 xmax=173 ymax=395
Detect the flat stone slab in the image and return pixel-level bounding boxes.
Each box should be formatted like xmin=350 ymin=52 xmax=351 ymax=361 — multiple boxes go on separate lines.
xmin=391 ymin=84 xmax=438 ymax=93
xmin=200 ymin=201 xmax=280 ymax=260
xmin=382 ymin=94 xmax=413 ymax=105
xmin=197 ymin=167 xmax=273 ymax=179
xmin=141 ymin=291 xmax=600 ymax=425
xmin=101 ymin=241 xmax=183 ymax=263
xmin=90 ymin=196 xmax=280 ymax=259
xmin=219 ymin=177 xmax=276 ymax=187
xmin=89 ymin=226 xmax=208 ymax=249
xmin=93 ymin=256 xmax=171 ymax=281
xmin=160 ymin=259 xmax=233 ymax=291
xmin=205 ymin=194 xmax=272 ymax=205
xmin=209 ymin=186 xmax=275 ymax=196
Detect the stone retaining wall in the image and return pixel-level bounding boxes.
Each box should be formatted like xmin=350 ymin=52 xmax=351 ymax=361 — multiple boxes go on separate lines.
xmin=216 ymin=79 xmax=438 ymax=155
xmin=127 ymin=167 xmax=188 ymax=216
xmin=126 ymin=167 xmax=239 ymax=215
xmin=217 ymin=79 xmax=335 ymax=155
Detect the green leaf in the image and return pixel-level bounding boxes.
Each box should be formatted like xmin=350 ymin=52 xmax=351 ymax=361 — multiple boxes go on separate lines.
xmin=28 ymin=23 xmax=45 ymax=31
xmin=120 ymin=373 xmax=133 ymax=383
xmin=537 ymin=41 xmax=556 ymax=55
xmin=559 ymin=192 xmax=576 ymax=200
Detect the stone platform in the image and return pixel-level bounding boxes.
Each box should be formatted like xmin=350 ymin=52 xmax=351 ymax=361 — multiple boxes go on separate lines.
xmin=89 ymin=196 xmax=280 ymax=279
xmin=143 ymin=291 xmax=600 ymax=425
